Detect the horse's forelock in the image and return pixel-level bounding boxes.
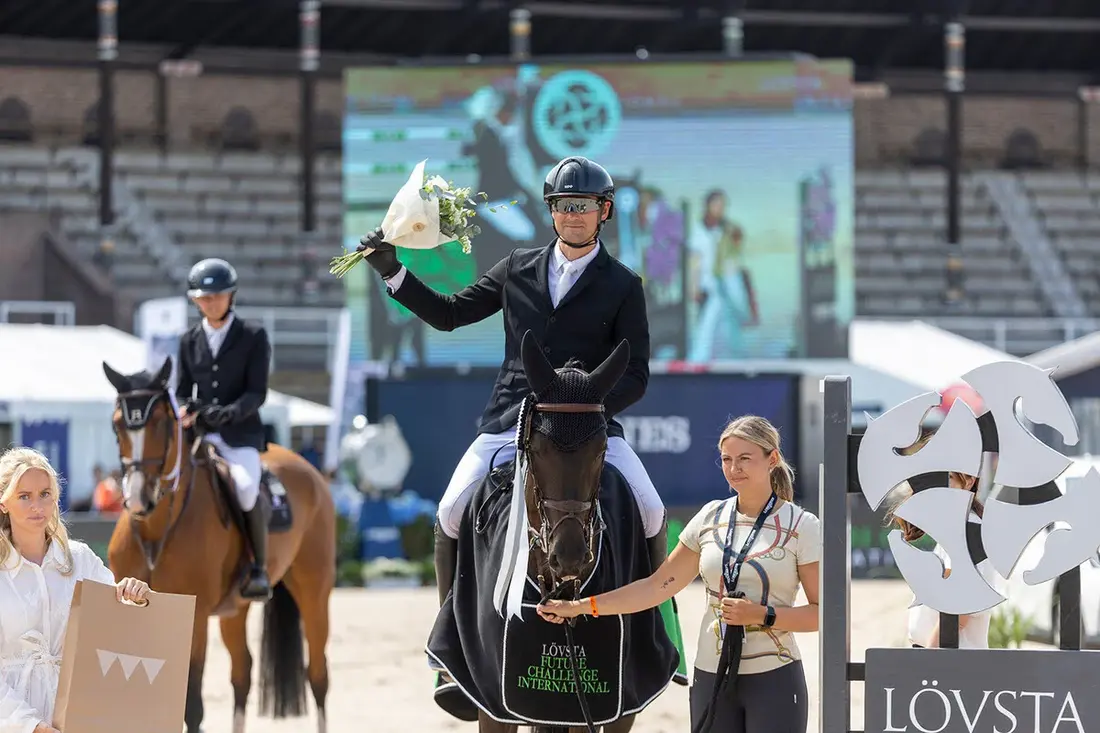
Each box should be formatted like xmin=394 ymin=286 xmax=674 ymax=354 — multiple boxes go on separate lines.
xmin=530 ymin=367 xmax=607 ymax=452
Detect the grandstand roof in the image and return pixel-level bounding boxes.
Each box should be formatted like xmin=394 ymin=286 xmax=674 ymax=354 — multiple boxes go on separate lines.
xmin=1027 ymin=330 xmax=1100 ymax=381
xmin=0 ymin=323 xmax=332 ymax=425
xmin=3 ymin=0 xmax=1100 ymax=77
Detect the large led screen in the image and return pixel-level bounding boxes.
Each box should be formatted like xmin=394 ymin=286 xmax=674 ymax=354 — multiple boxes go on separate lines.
xmin=342 ymin=58 xmax=854 ymax=367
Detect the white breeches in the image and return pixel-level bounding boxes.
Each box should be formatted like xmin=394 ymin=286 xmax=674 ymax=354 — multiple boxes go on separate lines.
xmin=205 ymin=434 xmax=262 ymax=512
xmin=437 ymin=429 xmax=666 ymax=540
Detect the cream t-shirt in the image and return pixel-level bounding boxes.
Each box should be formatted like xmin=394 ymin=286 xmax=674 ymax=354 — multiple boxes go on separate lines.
xmin=679 ymin=497 xmax=822 ymax=675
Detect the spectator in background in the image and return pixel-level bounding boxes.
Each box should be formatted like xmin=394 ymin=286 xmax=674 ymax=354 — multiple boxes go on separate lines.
xmin=92 ymin=466 xmax=123 ymax=515
xmin=91 ymin=238 xmax=115 ymax=275
xmin=884 ymin=431 xmax=1004 ymax=649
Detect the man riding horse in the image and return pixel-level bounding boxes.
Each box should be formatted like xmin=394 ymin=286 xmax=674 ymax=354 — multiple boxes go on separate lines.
xmin=177 ymin=257 xmax=273 ymax=601
xmin=358 ymin=156 xmax=669 ymax=609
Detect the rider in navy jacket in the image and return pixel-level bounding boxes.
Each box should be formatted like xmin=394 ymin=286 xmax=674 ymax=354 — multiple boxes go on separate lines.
xmin=177 ymin=258 xmax=273 ymax=601
xmin=358 ymin=157 xmax=668 ymax=611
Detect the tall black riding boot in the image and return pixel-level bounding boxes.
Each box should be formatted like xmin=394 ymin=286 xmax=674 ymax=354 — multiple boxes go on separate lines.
xmin=434 ymin=520 xmax=459 ymax=607
xmin=241 ymin=507 xmax=272 ymax=601
xmin=431 ymin=520 xmax=477 ymax=722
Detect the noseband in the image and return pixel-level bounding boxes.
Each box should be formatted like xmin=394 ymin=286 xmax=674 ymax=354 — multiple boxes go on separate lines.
xmin=113 ymin=387 xmax=182 ymax=513
xmin=523 ymin=401 xmax=608 ymax=596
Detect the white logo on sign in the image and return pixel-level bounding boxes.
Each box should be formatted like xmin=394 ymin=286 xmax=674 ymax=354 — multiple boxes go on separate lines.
xmin=97 ymin=648 xmax=166 ymax=683
xmin=857 ymin=361 xmax=1100 ymax=615
xmin=619 ymin=416 xmax=691 ymax=454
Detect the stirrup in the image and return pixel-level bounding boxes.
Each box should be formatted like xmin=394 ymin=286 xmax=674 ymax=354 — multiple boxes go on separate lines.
xmin=241 ymin=568 xmax=272 ymax=600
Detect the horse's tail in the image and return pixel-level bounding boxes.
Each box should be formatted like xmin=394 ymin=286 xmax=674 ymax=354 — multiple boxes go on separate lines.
xmin=258 ymin=581 xmax=308 ymax=718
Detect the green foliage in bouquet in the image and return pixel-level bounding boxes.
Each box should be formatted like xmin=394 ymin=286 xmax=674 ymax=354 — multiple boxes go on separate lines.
xmin=417 ymin=179 xmax=516 ymax=255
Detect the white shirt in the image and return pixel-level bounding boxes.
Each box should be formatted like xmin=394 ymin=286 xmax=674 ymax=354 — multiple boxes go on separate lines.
xmin=907 ymin=512 xmax=1007 ymax=649
xmin=201 ymin=312 xmax=235 ymax=359
xmin=383 ymin=242 xmax=602 ymax=304
xmin=679 ymin=498 xmax=822 ymax=675
xmin=548 ymin=242 xmax=600 ymax=308
xmin=0 ymin=539 xmax=116 ymax=733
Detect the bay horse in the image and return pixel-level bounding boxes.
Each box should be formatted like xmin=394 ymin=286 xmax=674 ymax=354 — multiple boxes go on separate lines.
xmin=101 ymin=357 xmax=336 ymax=733
xmin=426 ymin=331 xmax=681 ymax=733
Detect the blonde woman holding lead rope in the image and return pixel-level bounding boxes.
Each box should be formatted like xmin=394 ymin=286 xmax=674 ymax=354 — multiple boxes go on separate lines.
xmin=538 ymin=415 xmax=821 ymax=733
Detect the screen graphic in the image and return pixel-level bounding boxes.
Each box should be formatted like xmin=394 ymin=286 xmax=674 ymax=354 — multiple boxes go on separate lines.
xmin=342 ymin=59 xmax=854 ymax=367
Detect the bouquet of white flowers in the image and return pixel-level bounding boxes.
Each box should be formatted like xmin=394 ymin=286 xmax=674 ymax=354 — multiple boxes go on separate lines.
xmin=330 ymin=159 xmax=515 ymax=278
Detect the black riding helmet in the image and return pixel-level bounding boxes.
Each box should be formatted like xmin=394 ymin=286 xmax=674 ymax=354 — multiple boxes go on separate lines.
xmin=543 ymin=157 xmax=615 ymax=247
xmin=543 ymin=156 xmax=615 ymax=219
xmin=186 ymin=258 xmax=238 ymax=298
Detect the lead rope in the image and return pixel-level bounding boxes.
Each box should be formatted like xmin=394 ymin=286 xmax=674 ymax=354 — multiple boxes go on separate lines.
xmin=539 ymin=579 xmax=597 ymax=733
xmin=563 ymin=619 xmax=597 ymax=733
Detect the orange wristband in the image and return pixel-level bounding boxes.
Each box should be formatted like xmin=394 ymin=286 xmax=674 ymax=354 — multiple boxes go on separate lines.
xmin=589 ymin=596 xmax=599 ymax=617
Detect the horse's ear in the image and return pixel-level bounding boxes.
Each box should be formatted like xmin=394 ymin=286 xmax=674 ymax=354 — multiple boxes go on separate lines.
xmin=154 ymin=356 xmax=173 ymax=388
xmin=588 ymin=339 xmax=631 ymax=400
xmin=521 ymin=329 xmax=556 ymax=394
xmin=102 ymin=361 xmax=130 ymax=394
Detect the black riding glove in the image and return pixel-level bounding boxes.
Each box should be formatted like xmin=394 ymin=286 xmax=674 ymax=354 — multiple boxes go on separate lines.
xmin=357 ymin=227 xmax=402 ymax=280
xmin=199 ymin=405 xmax=233 ymax=428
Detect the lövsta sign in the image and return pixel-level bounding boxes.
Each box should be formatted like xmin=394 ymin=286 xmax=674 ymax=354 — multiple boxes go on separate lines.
xmin=865 ymin=648 xmax=1100 ymax=733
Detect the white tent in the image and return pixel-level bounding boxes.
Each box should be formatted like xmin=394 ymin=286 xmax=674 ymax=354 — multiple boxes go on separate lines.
xmin=0 ymin=323 xmax=333 ymax=502
xmin=849 ymin=319 xmax=1022 ymax=391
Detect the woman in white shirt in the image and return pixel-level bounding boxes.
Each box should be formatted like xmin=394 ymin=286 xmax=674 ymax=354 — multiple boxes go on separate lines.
xmin=885 ymin=433 xmax=1007 ymax=649
xmin=0 ymin=447 xmax=149 ymax=733
xmin=537 ymin=415 xmax=821 ymax=733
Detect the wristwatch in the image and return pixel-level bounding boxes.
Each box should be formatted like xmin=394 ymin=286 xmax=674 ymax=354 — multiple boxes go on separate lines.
xmin=763 ymin=605 xmax=776 ymax=628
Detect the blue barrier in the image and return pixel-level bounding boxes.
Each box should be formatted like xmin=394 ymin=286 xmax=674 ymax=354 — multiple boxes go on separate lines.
xmin=374 ymin=372 xmax=801 ymax=508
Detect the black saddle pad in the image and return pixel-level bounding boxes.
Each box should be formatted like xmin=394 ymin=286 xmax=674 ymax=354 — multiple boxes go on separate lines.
xmin=260 ymin=468 xmax=293 ymax=534
xmin=425 ymin=460 xmax=680 ymax=727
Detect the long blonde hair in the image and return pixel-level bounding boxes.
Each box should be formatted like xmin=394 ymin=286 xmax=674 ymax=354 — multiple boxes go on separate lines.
xmin=718 ymin=415 xmax=796 ymax=502
xmin=0 ymin=446 xmax=74 ymax=574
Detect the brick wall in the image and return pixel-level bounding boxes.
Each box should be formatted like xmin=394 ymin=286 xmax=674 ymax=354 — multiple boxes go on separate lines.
xmin=1 ymin=65 xmax=1097 ymax=166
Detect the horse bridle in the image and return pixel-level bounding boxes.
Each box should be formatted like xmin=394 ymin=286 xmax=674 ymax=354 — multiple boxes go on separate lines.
xmin=112 ymin=387 xmax=183 ymax=516
xmin=522 ymin=401 xmax=608 ymax=597
xmin=519 ymin=399 xmax=608 ymax=733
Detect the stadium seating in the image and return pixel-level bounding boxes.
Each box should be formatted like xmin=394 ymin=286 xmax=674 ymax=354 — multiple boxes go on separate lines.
xmin=1018 ymin=172 xmax=1100 ymax=314
xmin=3 ymin=139 xmax=1095 ymax=359
xmin=854 ymin=168 xmax=1051 ymax=320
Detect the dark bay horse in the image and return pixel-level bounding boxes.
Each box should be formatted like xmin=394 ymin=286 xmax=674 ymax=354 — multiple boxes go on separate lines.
xmin=101 ymin=357 xmax=336 ymax=733
xmin=427 ymin=331 xmax=681 ymax=733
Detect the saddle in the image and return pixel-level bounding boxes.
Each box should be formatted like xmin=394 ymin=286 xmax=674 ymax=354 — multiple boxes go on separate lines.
xmin=195 ymin=439 xmax=294 ymax=535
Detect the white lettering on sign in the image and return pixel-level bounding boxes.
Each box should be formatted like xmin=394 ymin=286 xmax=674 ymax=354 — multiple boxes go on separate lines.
xmin=618 ymin=416 xmax=690 ymax=454
xmin=882 ymin=679 xmax=1084 ymax=733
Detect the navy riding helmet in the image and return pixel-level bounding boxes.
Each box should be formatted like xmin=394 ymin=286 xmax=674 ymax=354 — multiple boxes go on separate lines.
xmin=543 ymin=156 xmax=616 ymax=221
xmin=186 ymin=258 xmax=238 ymax=298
